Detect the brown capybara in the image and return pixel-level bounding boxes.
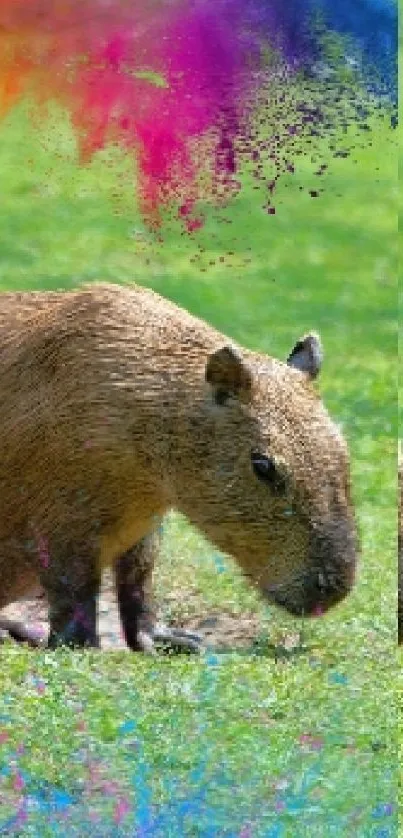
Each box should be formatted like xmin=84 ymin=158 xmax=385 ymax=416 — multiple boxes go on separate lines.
xmin=398 ymin=448 xmax=402 ymax=644
xmin=0 ymin=282 xmax=358 ymax=653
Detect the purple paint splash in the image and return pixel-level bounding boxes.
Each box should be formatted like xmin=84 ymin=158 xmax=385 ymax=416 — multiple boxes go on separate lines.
xmin=0 ymin=0 xmax=397 ymax=229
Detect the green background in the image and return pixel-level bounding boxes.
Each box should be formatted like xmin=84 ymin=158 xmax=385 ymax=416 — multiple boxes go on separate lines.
xmin=0 ymin=100 xmax=397 ymax=835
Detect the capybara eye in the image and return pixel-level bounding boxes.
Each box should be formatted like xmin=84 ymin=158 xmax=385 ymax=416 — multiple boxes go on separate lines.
xmin=251 ymin=452 xmax=287 ymax=495
xmin=251 ymin=453 xmax=276 ymax=483
xmin=214 ymin=387 xmax=230 ymax=406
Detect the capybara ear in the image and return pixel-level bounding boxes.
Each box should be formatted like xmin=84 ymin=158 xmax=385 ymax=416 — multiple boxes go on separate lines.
xmin=205 ymin=344 xmax=252 ymax=401
xmin=287 ymin=332 xmax=323 ymax=380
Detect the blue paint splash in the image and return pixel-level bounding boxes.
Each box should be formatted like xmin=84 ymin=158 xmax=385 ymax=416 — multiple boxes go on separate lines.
xmin=0 ymin=655 xmax=397 ymax=834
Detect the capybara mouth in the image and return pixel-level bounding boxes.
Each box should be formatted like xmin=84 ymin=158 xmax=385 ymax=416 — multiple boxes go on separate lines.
xmin=267 ymin=593 xmax=340 ymax=618
xmin=265 ymin=569 xmax=354 ymax=618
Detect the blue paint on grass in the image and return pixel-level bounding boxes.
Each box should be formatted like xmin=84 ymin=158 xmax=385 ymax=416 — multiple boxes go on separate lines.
xmin=0 ymin=656 xmax=397 ymax=834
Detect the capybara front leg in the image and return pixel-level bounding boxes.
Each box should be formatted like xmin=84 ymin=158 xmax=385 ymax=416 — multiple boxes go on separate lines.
xmin=115 ymin=531 xmax=202 ymax=654
xmin=47 ymin=586 xmax=99 ymax=649
xmin=43 ymin=553 xmax=101 ymax=649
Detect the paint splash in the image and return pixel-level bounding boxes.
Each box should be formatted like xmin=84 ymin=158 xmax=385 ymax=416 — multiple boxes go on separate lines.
xmin=0 ymin=657 xmax=397 ymax=834
xmin=0 ymin=0 xmax=397 ymax=227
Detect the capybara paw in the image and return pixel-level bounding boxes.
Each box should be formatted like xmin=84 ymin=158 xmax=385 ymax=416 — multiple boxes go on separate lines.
xmin=47 ymin=631 xmax=100 ymax=650
xmin=151 ymin=623 xmax=203 ymax=654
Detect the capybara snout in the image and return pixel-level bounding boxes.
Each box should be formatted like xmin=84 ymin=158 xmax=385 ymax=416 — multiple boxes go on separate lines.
xmin=265 ymin=520 xmax=358 ymax=617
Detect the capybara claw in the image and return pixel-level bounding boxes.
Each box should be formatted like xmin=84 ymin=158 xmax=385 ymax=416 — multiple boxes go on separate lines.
xmin=152 ymin=624 xmax=203 ymax=654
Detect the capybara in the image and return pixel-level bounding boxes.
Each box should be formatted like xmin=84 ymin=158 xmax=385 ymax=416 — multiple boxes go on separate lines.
xmin=0 ymin=283 xmax=358 ymax=652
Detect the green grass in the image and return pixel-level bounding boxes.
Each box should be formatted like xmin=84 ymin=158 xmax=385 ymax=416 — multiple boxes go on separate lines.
xmin=0 ymin=102 xmax=398 ymax=835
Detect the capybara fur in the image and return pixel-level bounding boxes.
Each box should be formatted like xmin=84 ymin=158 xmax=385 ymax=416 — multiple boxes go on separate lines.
xmin=0 ymin=282 xmax=358 ymax=652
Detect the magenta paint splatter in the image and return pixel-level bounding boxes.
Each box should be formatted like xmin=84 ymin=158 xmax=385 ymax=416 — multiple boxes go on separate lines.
xmin=73 ymin=605 xmax=87 ymax=627
xmin=113 ymin=795 xmax=131 ymax=824
xmin=12 ymin=771 xmax=25 ymax=792
xmin=35 ymin=534 xmax=50 ymax=569
xmin=0 ymin=0 xmax=396 ymax=229
xmin=298 ymin=733 xmax=325 ymax=751
xmin=239 ymin=824 xmax=253 ymax=837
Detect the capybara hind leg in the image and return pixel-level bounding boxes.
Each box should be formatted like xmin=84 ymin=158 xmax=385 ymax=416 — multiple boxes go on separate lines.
xmin=115 ymin=531 xmax=202 ymax=654
xmin=42 ymin=552 xmax=101 ymax=649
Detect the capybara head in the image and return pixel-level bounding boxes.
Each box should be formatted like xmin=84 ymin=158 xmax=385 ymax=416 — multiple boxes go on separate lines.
xmin=176 ymin=333 xmax=358 ymax=618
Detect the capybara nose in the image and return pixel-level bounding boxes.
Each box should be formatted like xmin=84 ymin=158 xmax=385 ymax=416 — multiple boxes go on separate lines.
xmin=266 ymin=554 xmax=357 ymax=618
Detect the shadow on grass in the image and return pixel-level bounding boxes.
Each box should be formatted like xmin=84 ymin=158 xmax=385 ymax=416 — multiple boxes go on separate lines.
xmin=154 ymin=635 xmax=311 ymax=662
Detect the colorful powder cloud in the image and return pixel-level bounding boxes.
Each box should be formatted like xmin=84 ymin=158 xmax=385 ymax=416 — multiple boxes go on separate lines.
xmin=0 ymin=0 xmax=397 ymax=228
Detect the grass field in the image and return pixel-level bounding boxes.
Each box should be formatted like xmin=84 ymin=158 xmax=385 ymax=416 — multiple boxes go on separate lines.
xmin=0 ymin=101 xmax=398 ymax=836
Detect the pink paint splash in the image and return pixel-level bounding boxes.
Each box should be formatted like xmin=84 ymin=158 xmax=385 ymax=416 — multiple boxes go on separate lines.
xmin=72 ymin=604 xmax=93 ymax=632
xmin=0 ymin=1 xmax=257 ymax=228
xmin=12 ymin=771 xmax=25 ymax=793
xmin=35 ymin=534 xmax=50 ymax=569
xmin=299 ymin=733 xmax=324 ymax=751
xmin=113 ymin=795 xmax=131 ymax=825
xmin=0 ymin=0 xmax=394 ymax=229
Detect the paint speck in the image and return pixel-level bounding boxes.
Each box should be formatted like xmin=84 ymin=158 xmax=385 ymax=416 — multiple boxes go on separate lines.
xmin=0 ymin=1 xmax=394 ymax=231
xmin=36 ymin=535 xmax=50 ymax=568
xmin=13 ymin=771 xmax=25 ymax=792
xmin=118 ymin=720 xmax=136 ymax=736
xmin=372 ymin=803 xmax=395 ymax=818
xmin=206 ymin=654 xmax=219 ymax=666
xmin=212 ymin=554 xmax=226 ymax=574
xmin=114 ymin=796 xmax=131 ymax=824
xmin=328 ymin=672 xmax=348 ymax=685
xmin=298 ymin=733 xmax=324 ymax=751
